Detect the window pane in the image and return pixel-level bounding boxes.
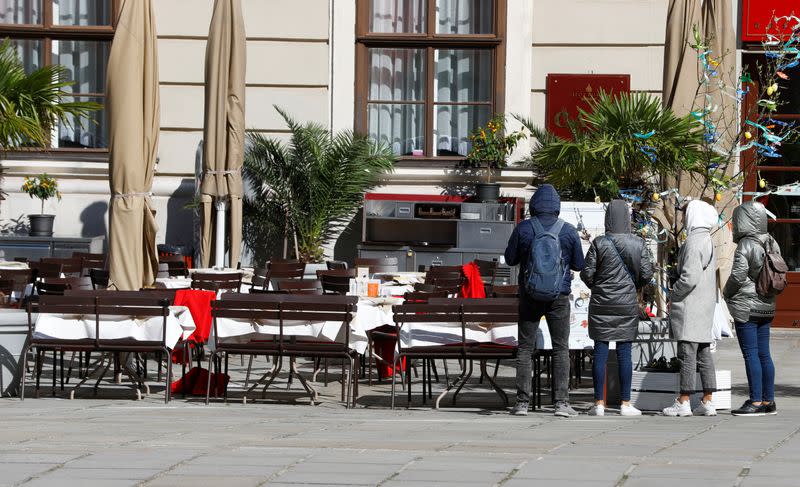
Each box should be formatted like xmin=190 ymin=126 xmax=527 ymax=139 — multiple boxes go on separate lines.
xmin=370 ymin=0 xmax=425 ymax=33
xmin=768 ymin=222 xmax=800 ymax=271
xmin=0 ymin=0 xmax=41 ymax=24
xmin=760 ymin=171 xmax=800 ymax=219
xmin=52 ymin=40 xmax=110 ymax=94
xmin=56 ymin=96 xmax=107 ymax=149
xmin=368 ymin=103 xmax=424 ymax=156
xmin=757 ymin=142 xmax=800 ymax=168
xmin=434 ymin=49 xmax=491 ymax=103
xmin=436 ymin=0 xmax=493 ymax=34
xmin=53 ymin=0 xmax=111 ymax=26
xmin=9 ymin=38 xmax=42 ymax=73
xmin=433 ymin=104 xmax=490 ymax=156
xmin=368 ymin=48 xmax=425 ymax=102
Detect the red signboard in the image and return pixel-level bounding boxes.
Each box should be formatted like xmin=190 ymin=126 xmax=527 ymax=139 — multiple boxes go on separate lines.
xmin=742 ymin=0 xmax=800 ymax=42
xmin=545 ymin=74 xmax=630 ymax=140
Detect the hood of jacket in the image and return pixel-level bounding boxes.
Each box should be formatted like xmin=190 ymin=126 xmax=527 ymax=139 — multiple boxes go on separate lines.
xmin=605 ymin=199 xmax=631 ymax=234
xmin=732 ymin=201 xmax=768 ymax=243
xmin=685 ymin=200 xmax=718 ymax=233
xmin=529 ymin=184 xmax=561 ymax=225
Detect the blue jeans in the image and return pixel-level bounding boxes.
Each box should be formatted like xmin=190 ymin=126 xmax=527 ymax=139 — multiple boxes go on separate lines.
xmin=735 ymin=319 xmax=775 ymax=402
xmin=593 ymin=341 xmax=633 ymax=402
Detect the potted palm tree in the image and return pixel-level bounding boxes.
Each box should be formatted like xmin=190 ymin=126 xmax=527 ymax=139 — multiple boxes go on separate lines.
xmin=21 ymin=174 xmax=61 ymax=236
xmin=462 ymin=115 xmax=525 ymax=202
xmin=243 ymin=107 xmax=396 ymax=266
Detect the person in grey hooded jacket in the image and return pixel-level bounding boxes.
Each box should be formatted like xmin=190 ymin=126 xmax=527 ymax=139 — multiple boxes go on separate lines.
xmin=663 ymin=200 xmax=719 ymax=417
xmin=724 ymin=201 xmax=778 ymax=416
xmin=581 ymin=200 xmax=654 ymax=416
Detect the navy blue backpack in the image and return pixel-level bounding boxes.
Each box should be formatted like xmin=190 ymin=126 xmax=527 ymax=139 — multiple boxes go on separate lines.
xmin=523 ymin=217 xmax=566 ymax=301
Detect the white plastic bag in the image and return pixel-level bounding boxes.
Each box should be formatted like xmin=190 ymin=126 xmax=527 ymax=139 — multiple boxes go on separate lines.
xmin=712 ymin=289 xmax=733 ymax=340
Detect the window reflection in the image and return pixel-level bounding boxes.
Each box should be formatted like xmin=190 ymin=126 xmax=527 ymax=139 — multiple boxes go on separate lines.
xmin=436 ymin=0 xmax=493 ymax=34
xmin=52 ymin=39 xmax=110 ymax=94
xmin=370 ymin=0 xmax=425 ymax=33
xmin=0 ymin=0 xmax=41 ymax=24
xmin=53 ymin=0 xmax=111 ymax=26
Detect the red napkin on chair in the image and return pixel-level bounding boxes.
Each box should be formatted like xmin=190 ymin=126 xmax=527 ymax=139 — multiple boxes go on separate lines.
xmin=174 ymin=289 xmax=216 ymax=344
xmin=461 ymin=262 xmax=486 ymax=298
xmin=170 ymin=366 xmax=229 ymax=396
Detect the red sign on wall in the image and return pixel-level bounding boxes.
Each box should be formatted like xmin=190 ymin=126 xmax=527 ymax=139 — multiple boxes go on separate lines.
xmin=545 ymin=74 xmax=630 ymax=140
xmin=742 ymin=0 xmax=800 ymax=43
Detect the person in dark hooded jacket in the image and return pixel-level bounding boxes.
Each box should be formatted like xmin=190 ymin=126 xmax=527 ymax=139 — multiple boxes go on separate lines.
xmin=580 ymin=200 xmax=654 ymax=416
xmin=505 ymin=184 xmax=585 ymax=417
xmin=724 ymin=201 xmax=779 ymax=416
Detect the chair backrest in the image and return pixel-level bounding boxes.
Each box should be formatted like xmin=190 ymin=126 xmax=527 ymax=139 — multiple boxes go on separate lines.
xmin=0 ymin=279 xmax=14 ymax=301
xmin=326 ymin=260 xmax=348 ymax=270
xmin=269 ymin=261 xmax=306 ymax=280
xmin=67 ymin=276 xmax=94 ymax=291
xmin=191 ymin=272 xmax=242 ymax=292
xmin=13 ymin=256 xmax=28 ymax=263
xmin=490 ymin=284 xmax=519 ymax=298
xmin=473 ymin=259 xmax=498 ymax=285
xmin=36 ymin=279 xmax=70 ymax=296
xmin=89 ymin=268 xmax=110 ymax=289
xmin=67 ymin=289 xmax=177 ymax=303
xmin=354 ymin=257 xmax=399 ymax=273
xmin=212 ymin=293 xmax=357 ymax=348
xmin=318 ymin=271 xmax=353 ymax=295
xmin=402 ymin=290 xmax=450 ymax=303
xmin=42 ymin=257 xmax=82 ymax=276
xmin=29 ymin=261 xmax=63 ymax=278
xmin=73 ymin=252 xmax=107 ymax=274
xmin=277 ymin=278 xmax=323 ymax=295
xmin=159 ymin=254 xmax=189 ymax=277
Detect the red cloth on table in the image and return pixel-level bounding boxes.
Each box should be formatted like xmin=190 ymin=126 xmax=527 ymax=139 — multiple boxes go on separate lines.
xmin=170 ymin=366 xmax=229 ymax=396
xmin=372 ymin=325 xmax=406 ymax=377
xmin=461 ymin=262 xmax=486 ymax=298
xmin=174 ymin=289 xmax=216 ymax=344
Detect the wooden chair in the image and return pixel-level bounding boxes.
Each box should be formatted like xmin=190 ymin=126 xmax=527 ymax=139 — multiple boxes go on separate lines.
xmin=326 ymin=260 xmax=348 ymax=270
xmin=354 ymin=257 xmax=399 ymax=274
xmin=0 ymin=279 xmax=14 ymax=306
xmin=159 ymin=255 xmax=189 ymax=277
xmin=73 ymin=252 xmax=106 ymax=275
xmin=35 ymin=278 xmax=71 ymax=296
xmin=191 ymin=272 xmax=242 ymax=293
xmin=0 ymin=269 xmax=35 ymax=303
xmin=251 ymin=261 xmax=306 ymax=291
xmin=491 ymin=284 xmax=519 ymax=298
xmin=21 ymin=294 xmax=174 ymax=402
xmin=89 ymin=269 xmax=110 ymax=289
xmin=390 ymin=298 xmax=518 ymax=409
xmin=207 ymin=294 xmax=358 ymax=407
xmin=42 ymin=257 xmax=82 ymax=277
xmin=318 ymin=270 xmax=353 ymax=295
xmin=474 ymin=259 xmax=498 ymax=292
xmin=277 ymin=279 xmax=323 ymax=295
xmin=29 ymin=261 xmax=63 ymax=279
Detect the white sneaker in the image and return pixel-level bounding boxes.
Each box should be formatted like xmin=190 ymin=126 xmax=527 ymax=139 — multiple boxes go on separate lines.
xmin=662 ymin=399 xmax=692 ymax=417
xmin=620 ymin=404 xmax=642 ymax=416
xmin=693 ymin=400 xmax=717 ymax=416
xmin=588 ymin=404 xmax=605 ymax=416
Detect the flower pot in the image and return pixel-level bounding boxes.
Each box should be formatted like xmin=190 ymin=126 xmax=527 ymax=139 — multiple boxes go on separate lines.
xmin=475 ymin=183 xmax=501 ymax=203
xmin=28 ymin=214 xmax=55 ymax=237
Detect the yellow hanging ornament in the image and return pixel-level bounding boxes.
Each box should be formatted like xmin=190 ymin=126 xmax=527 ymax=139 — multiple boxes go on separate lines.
xmin=594 ymin=196 xmax=601 ymax=204
xmin=715 ymin=192 xmax=722 ymax=202
xmin=744 ymin=131 xmax=752 ymax=139
xmin=759 ymin=179 xmax=766 ymax=189
xmin=651 ymin=192 xmax=661 ymax=202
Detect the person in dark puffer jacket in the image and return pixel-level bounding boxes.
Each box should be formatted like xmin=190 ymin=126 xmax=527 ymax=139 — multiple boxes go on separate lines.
xmin=580 ymin=200 xmax=654 ymax=417
xmin=724 ymin=201 xmax=779 ymax=417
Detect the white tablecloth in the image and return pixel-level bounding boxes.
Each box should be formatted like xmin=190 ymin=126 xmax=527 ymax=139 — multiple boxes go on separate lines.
xmin=33 ymin=306 xmax=196 ymax=349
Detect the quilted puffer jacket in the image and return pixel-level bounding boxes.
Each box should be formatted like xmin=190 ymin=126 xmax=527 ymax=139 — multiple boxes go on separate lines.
xmin=723 ymin=201 xmax=777 ymax=323
xmin=580 ymin=200 xmax=654 ymax=342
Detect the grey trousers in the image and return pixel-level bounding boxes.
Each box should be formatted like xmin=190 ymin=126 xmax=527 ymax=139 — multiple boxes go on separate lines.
xmin=678 ymin=341 xmax=717 ymax=395
xmin=516 ymin=296 xmax=571 ymax=404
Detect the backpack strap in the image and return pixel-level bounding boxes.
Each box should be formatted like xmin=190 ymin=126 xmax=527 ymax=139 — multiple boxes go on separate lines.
xmin=530 ymin=216 xmax=564 ymax=238
xmin=603 ymin=235 xmax=636 ymax=285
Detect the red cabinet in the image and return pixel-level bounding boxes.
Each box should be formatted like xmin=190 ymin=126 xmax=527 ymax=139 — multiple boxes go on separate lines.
xmin=742 ymin=0 xmax=800 ymax=42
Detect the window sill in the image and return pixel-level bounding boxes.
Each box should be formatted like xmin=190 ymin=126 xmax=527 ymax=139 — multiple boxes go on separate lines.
xmin=3 ymin=150 xmax=109 ymax=163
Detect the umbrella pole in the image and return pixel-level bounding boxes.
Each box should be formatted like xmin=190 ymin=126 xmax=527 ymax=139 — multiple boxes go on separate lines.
xmin=214 ymin=198 xmax=228 ymax=269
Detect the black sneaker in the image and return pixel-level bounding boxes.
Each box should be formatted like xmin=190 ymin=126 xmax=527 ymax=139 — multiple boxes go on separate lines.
xmin=510 ymin=401 xmax=529 ymax=416
xmin=764 ymin=401 xmax=778 ymax=416
xmin=731 ymin=401 xmax=766 ymax=416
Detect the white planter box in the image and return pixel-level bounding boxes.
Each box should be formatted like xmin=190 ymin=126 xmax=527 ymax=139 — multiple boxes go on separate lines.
xmin=630 ymin=370 xmax=732 ymax=411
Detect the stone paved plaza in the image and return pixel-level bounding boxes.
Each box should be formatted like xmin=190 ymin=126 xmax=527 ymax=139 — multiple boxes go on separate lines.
xmin=2 ymin=332 xmax=800 ymax=487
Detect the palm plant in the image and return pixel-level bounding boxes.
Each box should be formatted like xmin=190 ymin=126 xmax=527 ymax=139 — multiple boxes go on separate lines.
xmin=517 ymin=92 xmax=706 ymax=200
xmin=0 ymin=39 xmax=100 ymax=150
xmin=243 ymin=107 xmax=396 ymax=264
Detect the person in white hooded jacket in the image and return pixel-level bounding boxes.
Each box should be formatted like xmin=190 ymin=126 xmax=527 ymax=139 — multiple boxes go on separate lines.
xmin=663 ymin=200 xmax=719 ymax=417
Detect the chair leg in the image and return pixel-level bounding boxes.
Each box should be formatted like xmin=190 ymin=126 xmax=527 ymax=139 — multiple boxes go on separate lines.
xmin=19 ymin=344 xmax=30 ymax=400
xmin=390 ymin=354 xmax=402 ymax=410
xmin=204 ymin=352 xmax=214 ymax=405
xmin=164 ymin=347 xmax=173 ymax=404
xmin=223 ymin=352 xmax=229 ymax=403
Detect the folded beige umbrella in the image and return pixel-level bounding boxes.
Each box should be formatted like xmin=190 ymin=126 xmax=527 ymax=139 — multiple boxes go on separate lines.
xmin=106 ymin=0 xmax=160 ymax=291
xmin=200 ymin=0 xmax=246 ymax=269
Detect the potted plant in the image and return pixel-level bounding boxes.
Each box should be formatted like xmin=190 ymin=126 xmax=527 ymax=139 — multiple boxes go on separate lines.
xmin=463 ymin=115 xmax=525 ymax=202
xmin=22 ymin=174 xmax=61 ymax=237
xmin=243 ymin=106 xmax=396 ymax=266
